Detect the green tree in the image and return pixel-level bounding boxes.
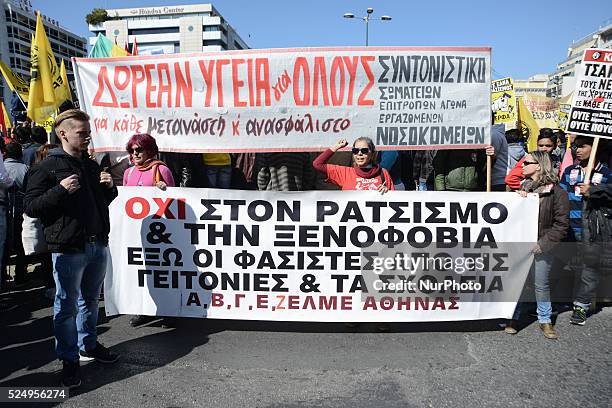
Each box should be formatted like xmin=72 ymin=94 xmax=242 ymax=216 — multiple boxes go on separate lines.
xmin=85 ymin=8 xmax=109 ymax=26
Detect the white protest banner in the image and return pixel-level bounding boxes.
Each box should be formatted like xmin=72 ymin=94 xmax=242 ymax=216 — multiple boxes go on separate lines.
xmin=73 ymin=47 xmax=491 ymax=153
xmin=566 ymin=48 xmax=612 ymax=138
xmin=105 ymin=188 xmax=538 ymax=322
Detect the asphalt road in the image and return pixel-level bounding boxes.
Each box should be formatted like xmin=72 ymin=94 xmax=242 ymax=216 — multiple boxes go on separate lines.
xmin=1 ymin=289 xmax=611 ymax=408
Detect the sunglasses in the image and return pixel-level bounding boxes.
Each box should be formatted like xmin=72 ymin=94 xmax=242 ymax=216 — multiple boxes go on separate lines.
xmin=352 ymin=147 xmax=370 ymax=155
xmin=128 ymin=146 xmax=144 ymax=154
xmin=522 ymin=161 xmax=538 ymax=166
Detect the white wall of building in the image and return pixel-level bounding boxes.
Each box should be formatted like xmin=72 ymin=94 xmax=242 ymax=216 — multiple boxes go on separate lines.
xmin=89 ymin=3 xmax=248 ymax=55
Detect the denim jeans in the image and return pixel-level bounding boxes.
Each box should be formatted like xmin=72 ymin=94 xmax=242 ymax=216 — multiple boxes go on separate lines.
xmin=512 ymin=253 xmax=554 ymax=323
xmin=206 ymin=165 xmax=232 ymax=189
xmin=534 ymin=254 xmax=554 ymax=323
xmin=53 ymin=242 xmax=108 ymax=362
xmin=574 ymin=242 xmax=604 ymax=309
xmin=0 ymin=207 xmax=5 ymax=290
xmin=574 ymin=266 xmax=600 ymax=309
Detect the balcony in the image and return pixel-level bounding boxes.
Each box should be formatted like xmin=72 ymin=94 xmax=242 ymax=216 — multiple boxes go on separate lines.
xmin=202 ymin=16 xmax=221 ymax=26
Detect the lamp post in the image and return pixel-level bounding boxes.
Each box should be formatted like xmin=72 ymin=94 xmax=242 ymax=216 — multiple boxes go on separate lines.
xmin=343 ymin=7 xmax=392 ymax=46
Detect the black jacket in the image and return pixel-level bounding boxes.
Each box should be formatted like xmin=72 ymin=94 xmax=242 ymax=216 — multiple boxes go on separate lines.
xmin=24 ymin=148 xmax=118 ymax=252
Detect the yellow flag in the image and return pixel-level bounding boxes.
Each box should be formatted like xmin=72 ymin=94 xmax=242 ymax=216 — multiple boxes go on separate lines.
xmin=60 ymin=59 xmax=72 ymax=101
xmin=111 ymin=44 xmax=130 ymax=57
xmin=27 ymin=12 xmax=69 ymax=123
xmin=517 ymin=97 xmax=540 ymax=153
xmin=0 ymin=61 xmax=30 ymax=102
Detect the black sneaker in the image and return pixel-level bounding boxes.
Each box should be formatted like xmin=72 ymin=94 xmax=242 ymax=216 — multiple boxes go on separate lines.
xmin=61 ymin=360 xmax=81 ymax=389
xmin=570 ymin=305 xmax=587 ymax=326
xmin=79 ymin=341 xmax=119 ymax=364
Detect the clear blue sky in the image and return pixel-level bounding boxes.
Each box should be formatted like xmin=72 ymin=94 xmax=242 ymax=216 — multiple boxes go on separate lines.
xmin=32 ymin=0 xmax=611 ymax=79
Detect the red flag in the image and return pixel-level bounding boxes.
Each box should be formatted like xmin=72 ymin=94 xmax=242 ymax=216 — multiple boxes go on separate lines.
xmin=124 ymin=42 xmax=130 ymax=53
xmin=559 ymin=147 xmax=574 ymax=178
xmin=132 ymin=37 xmax=138 ymax=56
xmin=0 ymin=102 xmax=6 ymax=138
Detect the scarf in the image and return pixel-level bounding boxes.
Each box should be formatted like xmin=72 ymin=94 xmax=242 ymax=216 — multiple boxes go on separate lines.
xmin=520 ymin=178 xmax=553 ymax=195
xmin=136 ymin=158 xmax=165 ymax=172
xmin=354 ymin=164 xmax=382 ymax=179
xmin=135 ymin=159 xmax=166 ymax=183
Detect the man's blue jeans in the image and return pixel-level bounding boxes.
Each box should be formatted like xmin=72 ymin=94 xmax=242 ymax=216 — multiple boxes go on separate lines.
xmin=52 ymin=242 xmax=108 ymax=362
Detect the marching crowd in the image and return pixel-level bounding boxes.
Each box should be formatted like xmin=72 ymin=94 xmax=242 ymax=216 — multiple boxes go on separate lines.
xmin=0 ymin=107 xmax=611 ymax=389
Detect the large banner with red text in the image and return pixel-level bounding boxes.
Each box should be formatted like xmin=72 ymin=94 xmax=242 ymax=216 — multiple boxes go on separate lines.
xmin=104 ymin=187 xmax=538 ymax=322
xmin=73 ymin=47 xmax=491 ymax=153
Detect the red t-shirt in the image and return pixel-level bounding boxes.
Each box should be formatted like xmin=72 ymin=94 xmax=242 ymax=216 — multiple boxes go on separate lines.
xmin=326 ymin=164 xmax=394 ymax=191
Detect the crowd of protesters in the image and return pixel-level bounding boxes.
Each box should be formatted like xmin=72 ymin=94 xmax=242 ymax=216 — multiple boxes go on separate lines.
xmin=0 ymin=107 xmax=611 ymax=389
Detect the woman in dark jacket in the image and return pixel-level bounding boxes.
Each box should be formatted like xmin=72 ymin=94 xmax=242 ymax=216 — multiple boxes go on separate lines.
xmin=505 ymin=151 xmax=570 ymax=339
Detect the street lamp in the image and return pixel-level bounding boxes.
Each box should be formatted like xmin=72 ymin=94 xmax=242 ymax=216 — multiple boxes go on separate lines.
xmin=343 ymin=7 xmax=392 ymax=46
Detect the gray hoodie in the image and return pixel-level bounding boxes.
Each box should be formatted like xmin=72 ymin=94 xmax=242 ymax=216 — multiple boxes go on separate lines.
xmin=507 ymin=143 xmax=526 ymax=175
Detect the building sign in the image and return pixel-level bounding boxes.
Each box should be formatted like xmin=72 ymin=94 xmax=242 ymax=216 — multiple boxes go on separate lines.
xmin=111 ymin=4 xmax=212 ymax=18
xmin=128 ymin=7 xmax=186 ymax=16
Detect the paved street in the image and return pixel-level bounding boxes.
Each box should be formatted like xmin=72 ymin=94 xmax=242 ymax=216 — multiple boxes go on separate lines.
xmin=1 ymin=286 xmax=611 ymax=408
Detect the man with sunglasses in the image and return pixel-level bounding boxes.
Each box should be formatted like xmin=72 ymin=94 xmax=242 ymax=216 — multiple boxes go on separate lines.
xmin=24 ymin=109 xmax=119 ymax=389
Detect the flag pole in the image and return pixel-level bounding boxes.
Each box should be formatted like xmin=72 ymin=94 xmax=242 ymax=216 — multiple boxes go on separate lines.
xmin=486 ymin=155 xmax=492 ymax=192
xmin=516 ymin=96 xmax=523 ymax=148
xmin=583 ymin=137 xmax=600 ymax=185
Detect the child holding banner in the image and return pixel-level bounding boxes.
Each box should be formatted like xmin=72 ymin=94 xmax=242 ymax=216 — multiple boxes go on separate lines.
xmin=560 ymin=136 xmax=612 ymax=325
xmin=506 ymin=151 xmax=569 ymax=339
